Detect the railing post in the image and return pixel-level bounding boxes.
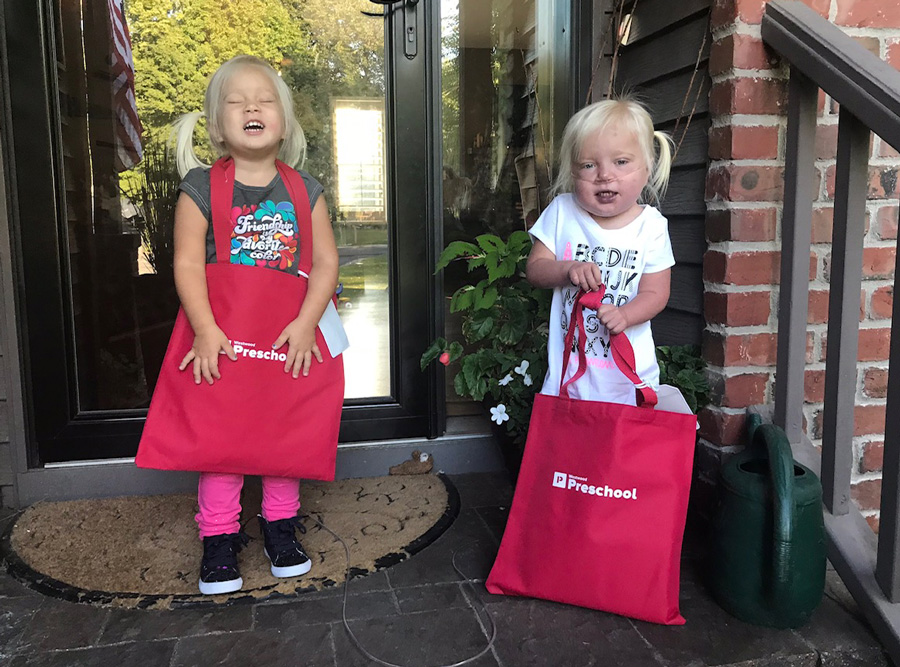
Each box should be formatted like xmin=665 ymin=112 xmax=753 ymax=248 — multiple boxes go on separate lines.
xmin=878 ymin=206 xmax=900 ymax=601
xmin=774 ymin=68 xmax=816 ymax=444
xmin=821 ymin=109 xmax=868 ymax=516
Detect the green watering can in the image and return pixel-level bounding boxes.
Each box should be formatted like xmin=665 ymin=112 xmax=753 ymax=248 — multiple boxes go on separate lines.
xmin=709 ymin=414 xmax=826 ymax=628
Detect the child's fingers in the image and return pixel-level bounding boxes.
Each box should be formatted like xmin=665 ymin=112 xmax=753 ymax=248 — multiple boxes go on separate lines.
xmin=302 ymin=351 xmax=312 ymax=377
xmin=272 ymin=331 xmax=288 ymax=352
xmin=291 ymin=351 xmax=305 ymax=378
xmin=201 ymin=358 xmax=215 ymax=385
xmin=192 ymin=357 xmax=203 ymax=385
xmin=222 ymin=340 xmax=237 ymax=361
xmin=311 ymin=344 xmax=323 ymax=364
xmin=179 ymin=349 xmax=196 ymax=371
xmin=283 ymin=347 xmax=296 ymax=374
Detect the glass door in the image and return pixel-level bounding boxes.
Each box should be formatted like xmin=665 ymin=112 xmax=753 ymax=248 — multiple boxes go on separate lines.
xmin=4 ymin=0 xmax=441 ymax=464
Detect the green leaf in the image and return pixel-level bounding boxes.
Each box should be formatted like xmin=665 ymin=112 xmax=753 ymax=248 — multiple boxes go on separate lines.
xmin=465 ymin=310 xmax=495 ymax=342
xmin=454 ymin=372 xmax=468 ymax=398
xmin=467 ymin=255 xmax=486 ymax=272
xmin=498 ymin=311 xmax=527 ymax=345
xmin=435 ymin=241 xmax=480 ymax=272
xmin=476 ymin=286 xmax=499 ymax=309
xmin=471 ymin=377 xmax=489 ymax=401
xmin=450 ymin=286 xmax=475 ymax=313
xmin=686 ymin=393 xmax=698 ymax=413
xmin=497 ymin=253 xmax=519 ymax=279
xmin=462 ymin=356 xmax=482 ymax=392
xmin=475 ymin=234 xmax=505 ymax=254
xmin=447 ymin=341 xmax=464 ymax=363
xmin=419 ymin=337 xmax=447 ymax=371
xmin=506 ymin=230 xmax=532 ymax=254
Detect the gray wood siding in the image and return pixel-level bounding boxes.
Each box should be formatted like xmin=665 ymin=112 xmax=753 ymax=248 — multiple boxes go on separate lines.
xmin=612 ymin=0 xmax=711 ymax=347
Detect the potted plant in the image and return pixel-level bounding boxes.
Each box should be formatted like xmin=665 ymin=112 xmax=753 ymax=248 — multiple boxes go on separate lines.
xmin=421 ymin=231 xmax=551 ymax=474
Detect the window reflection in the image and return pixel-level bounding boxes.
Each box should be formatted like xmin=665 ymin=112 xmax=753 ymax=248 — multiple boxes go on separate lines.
xmin=56 ymin=0 xmax=391 ymax=411
xmin=440 ymin=0 xmax=551 ymax=411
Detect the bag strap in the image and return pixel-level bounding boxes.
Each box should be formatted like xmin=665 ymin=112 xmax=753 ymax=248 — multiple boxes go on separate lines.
xmin=276 ymin=161 xmax=313 ymax=275
xmin=559 ymin=288 xmax=658 ymax=407
xmin=209 ymin=157 xmax=234 ymax=263
xmin=209 ymin=158 xmax=313 ymax=275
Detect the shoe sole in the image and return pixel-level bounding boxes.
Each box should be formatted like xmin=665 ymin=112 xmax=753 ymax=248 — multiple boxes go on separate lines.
xmin=198 ymin=576 xmax=243 ymax=595
xmin=264 ymin=548 xmax=312 ymax=578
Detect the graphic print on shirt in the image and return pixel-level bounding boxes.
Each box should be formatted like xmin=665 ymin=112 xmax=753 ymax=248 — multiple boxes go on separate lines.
xmin=230 ymin=199 xmax=298 ymax=271
xmin=561 ymin=242 xmax=641 ymax=366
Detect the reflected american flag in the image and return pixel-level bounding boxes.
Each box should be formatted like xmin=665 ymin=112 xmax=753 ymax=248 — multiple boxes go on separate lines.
xmin=108 ymin=0 xmax=143 ymax=171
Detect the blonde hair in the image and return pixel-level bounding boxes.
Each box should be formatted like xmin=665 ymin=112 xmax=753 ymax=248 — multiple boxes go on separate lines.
xmin=173 ymin=55 xmax=307 ymax=177
xmin=551 ymin=97 xmax=673 ymax=206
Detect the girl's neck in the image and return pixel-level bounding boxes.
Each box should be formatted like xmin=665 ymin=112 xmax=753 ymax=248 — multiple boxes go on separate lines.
xmin=587 ymin=202 xmax=645 ymax=230
xmin=231 ymin=155 xmax=279 ymax=187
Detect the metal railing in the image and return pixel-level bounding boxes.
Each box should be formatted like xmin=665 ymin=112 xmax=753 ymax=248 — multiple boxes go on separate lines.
xmin=762 ymin=0 xmax=900 ymax=660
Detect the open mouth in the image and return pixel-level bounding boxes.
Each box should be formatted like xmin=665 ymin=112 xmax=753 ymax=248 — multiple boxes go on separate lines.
xmin=243 ymin=121 xmax=265 ymax=134
xmin=596 ymin=190 xmax=618 ymax=204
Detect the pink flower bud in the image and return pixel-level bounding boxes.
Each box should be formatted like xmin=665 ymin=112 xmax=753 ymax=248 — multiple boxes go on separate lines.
xmin=439 ymin=352 xmax=451 ymax=366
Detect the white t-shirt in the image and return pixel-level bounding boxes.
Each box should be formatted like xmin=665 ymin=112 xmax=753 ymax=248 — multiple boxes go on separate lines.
xmin=529 ymin=194 xmax=675 ymax=405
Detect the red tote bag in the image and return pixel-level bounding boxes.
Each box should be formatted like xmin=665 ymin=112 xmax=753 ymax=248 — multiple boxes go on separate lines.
xmin=486 ymin=288 xmax=697 ymax=625
xmin=136 ymin=158 xmax=344 ymax=480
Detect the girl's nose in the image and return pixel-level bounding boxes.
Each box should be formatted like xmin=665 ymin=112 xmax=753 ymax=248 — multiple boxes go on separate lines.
xmin=594 ymin=166 xmax=612 ymax=182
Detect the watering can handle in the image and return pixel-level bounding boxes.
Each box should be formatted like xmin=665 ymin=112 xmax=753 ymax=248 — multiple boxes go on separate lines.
xmin=753 ymin=423 xmax=795 ymax=609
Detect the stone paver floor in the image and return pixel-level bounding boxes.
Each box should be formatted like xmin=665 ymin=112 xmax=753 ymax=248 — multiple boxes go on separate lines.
xmin=0 ymin=472 xmax=893 ymax=666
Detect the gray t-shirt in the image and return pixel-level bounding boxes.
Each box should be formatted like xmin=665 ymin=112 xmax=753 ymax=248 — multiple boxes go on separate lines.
xmin=178 ymin=166 xmax=324 ymax=275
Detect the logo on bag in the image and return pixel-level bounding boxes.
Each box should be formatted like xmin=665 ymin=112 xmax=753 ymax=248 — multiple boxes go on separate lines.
xmin=232 ymin=340 xmax=288 ymax=363
xmin=552 ymin=471 xmax=637 ymax=500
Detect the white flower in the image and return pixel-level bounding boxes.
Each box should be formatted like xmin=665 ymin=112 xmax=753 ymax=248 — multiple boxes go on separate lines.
xmin=514 ymin=360 xmax=530 ymax=376
xmin=498 ymin=374 xmax=514 ymax=386
xmin=523 ymin=374 xmax=533 ymax=386
xmin=490 ymin=404 xmax=510 ymax=425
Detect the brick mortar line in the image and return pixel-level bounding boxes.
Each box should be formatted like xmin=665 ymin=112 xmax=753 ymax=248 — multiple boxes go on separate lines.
xmin=705 ymin=199 xmax=785 ymax=208
xmin=703 ymin=284 xmax=788 ymax=293
xmin=710 ymin=69 xmax=787 ymax=84
xmin=710 ymin=114 xmax=785 ymax=127
xmin=704 ymin=240 xmax=781 ymax=251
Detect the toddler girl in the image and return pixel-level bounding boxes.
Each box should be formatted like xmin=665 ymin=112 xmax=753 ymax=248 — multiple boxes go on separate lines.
xmin=139 ymin=55 xmax=345 ymax=595
xmin=526 ymin=97 xmax=674 ymax=405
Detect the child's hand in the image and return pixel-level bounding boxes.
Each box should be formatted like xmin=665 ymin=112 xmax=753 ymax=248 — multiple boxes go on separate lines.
xmin=566 ymin=261 xmax=604 ymax=292
xmin=179 ymin=326 xmax=237 ymax=385
xmin=273 ymin=319 xmax=322 ymax=378
xmin=597 ymin=304 xmax=629 ymax=335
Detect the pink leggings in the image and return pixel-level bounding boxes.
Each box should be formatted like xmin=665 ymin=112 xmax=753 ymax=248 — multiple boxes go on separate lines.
xmin=195 ymin=472 xmax=301 ymax=539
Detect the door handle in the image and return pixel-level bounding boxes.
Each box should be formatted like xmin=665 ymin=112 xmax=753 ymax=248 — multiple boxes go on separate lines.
xmin=363 ymin=0 xmax=418 ymax=60
xmin=403 ymin=0 xmax=418 ymax=59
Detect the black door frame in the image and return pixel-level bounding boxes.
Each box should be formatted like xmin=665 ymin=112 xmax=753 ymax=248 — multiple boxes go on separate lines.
xmin=1 ymin=0 xmax=444 ymax=465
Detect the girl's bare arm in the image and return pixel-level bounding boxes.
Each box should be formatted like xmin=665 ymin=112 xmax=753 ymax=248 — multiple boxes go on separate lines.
xmin=173 ymin=193 xmax=236 ymax=384
xmin=272 ymin=196 xmax=340 ymax=377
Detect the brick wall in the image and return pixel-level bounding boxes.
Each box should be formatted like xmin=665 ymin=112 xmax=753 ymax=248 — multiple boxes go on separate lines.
xmin=702 ymin=0 xmax=900 ymax=531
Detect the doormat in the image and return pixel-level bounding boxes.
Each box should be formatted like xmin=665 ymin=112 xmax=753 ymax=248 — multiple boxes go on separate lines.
xmin=1 ymin=474 xmax=457 ymax=610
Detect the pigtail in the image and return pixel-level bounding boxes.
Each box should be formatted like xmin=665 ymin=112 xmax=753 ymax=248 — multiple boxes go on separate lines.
xmin=279 ymin=120 xmax=307 ymax=170
xmin=645 ymin=130 xmax=674 ymax=205
xmin=172 ymin=112 xmax=207 ymax=178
